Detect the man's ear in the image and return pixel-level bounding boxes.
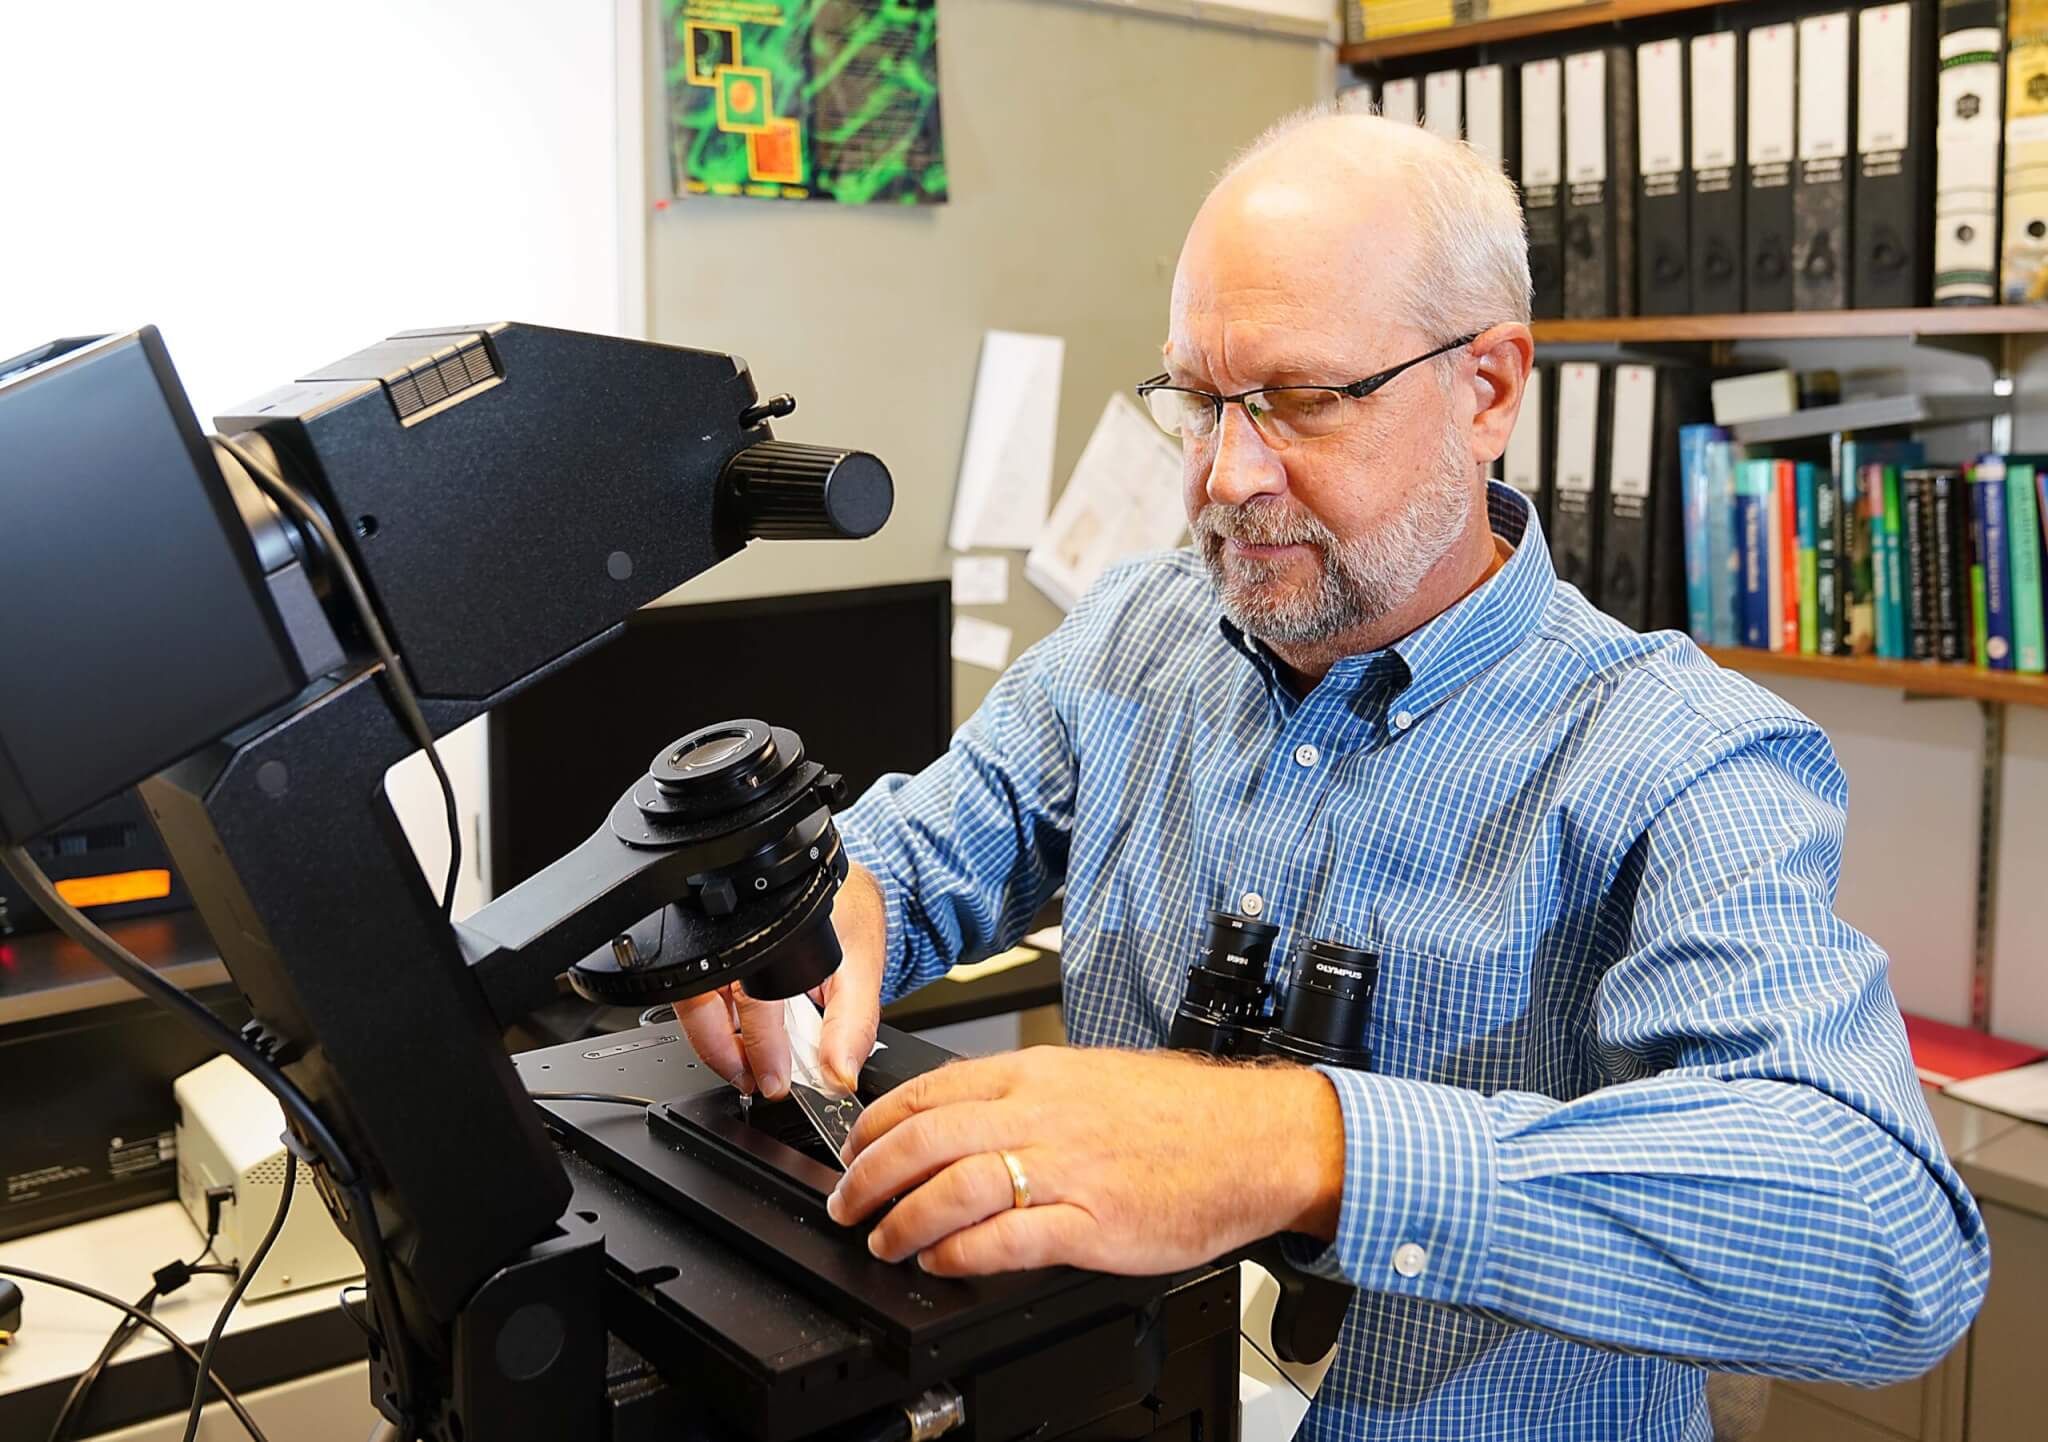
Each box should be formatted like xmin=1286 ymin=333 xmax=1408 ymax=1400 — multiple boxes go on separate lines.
xmin=1467 ymin=324 xmax=1535 ymax=467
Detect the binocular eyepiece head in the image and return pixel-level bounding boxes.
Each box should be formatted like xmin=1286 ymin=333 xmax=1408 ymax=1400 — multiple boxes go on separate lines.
xmin=1167 ymin=910 xmax=1378 ymax=1070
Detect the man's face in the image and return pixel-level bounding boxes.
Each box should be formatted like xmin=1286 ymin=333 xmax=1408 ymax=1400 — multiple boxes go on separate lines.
xmin=1165 ymin=184 xmax=1479 ymax=648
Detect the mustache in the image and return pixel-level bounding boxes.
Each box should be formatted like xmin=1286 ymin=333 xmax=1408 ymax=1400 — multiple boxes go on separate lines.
xmin=1192 ymin=501 xmax=1334 ymax=550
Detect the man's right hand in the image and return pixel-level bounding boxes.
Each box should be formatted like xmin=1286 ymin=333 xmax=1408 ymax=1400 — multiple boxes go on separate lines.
xmin=674 ymin=860 xmax=888 ymax=1100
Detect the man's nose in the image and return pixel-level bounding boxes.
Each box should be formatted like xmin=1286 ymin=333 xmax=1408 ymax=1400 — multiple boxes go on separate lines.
xmin=1203 ymin=405 xmax=1287 ymax=508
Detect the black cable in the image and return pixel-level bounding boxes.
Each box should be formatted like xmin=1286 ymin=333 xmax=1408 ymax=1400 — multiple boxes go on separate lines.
xmin=528 ymin=1090 xmax=656 ymax=1108
xmin=0 ymin=1266 xmax=269 ymax=1442
xmin=48 ymin=1265 xmax=237 ymax=1442
xmin=213 ymin=432 xmax=462 ymax=919
xmin=0 ymin=850 xmax=419 ymax=1436
xmin=181 ymin=1155 xmax=296 ymax=1442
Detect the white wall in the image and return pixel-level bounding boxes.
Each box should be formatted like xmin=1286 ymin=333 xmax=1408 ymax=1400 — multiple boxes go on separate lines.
xmin=0 ymin=1 xmax=630 ymax=915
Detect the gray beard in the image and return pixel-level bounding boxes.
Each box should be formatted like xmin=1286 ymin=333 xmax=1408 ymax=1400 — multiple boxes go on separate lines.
xmin=1194 ymin=427 xmax=1478 ymax=648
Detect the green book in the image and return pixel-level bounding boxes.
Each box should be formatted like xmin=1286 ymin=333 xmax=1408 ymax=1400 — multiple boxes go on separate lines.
xmin=2004 ymin=458 xmax=2047 ymax=673
xmin=1883 ymin=467 xmax=1910 ymax=659
xmin=1867 ymin=462 xmax=1895 ymax=659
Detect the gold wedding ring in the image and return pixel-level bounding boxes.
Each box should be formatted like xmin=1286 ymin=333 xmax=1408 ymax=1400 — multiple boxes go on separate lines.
xmin=999 ymin=1149 xmax=1031 ymax=1210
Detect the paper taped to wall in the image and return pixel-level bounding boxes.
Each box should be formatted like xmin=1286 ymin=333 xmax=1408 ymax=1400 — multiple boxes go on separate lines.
xmin=950 ymin=554 xmax=1010 ymax=607
xmin=1026 ymin=393 xmax=1187 ymax=611
xmin=950 ymin=331 xmax=1063 ymax=552
xmin=951 ymin=615 xmax=1013 ymax=671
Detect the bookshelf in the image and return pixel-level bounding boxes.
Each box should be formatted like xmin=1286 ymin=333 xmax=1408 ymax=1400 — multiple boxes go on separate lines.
xmin=1531 ymin=308 xmax=2048 ymax=346
xmin=1702 ymin=648 xmax=2048 ymax=710
xmin=1341 ymin=0 xmax=1740 ymax=64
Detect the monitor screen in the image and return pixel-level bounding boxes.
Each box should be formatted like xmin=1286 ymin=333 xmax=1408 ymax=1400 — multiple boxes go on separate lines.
xmin=485 ymin=581 xmax=952 ymax=894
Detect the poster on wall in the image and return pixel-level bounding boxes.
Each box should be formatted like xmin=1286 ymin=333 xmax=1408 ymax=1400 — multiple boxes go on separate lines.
xmin=661 ymin=0 xmax=948 ymax=206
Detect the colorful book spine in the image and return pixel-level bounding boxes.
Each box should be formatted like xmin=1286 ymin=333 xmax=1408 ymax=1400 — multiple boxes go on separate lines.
xmin=2004 ymin=457 xmax=2047 ymax=671
xmin=1777 ymin=460 xmax=1800 ymax=652
xmin=1817 ymin=451 xmax=1844 ymax=654
xmin=1882 ymin=465 xmax=1910 ymax=657
xmin=1739 ymin=461 xmax=1771 ymax=647
xmin=1707 ymin=437 xmax=1740 ymax=646
xmin=1679 ymin=424 xmax=1718 ymax=642
xmin=1903 ymin=470 xmax=1937 ymax=660
xmin=1844 ymin=443 xmax=1878 ymax=655
xmin=1973 ymin=460 xmax=2015 ymax=668
xmin=1797 ymin=461 xmax=1820 ymax=655
xmin=1932 ymin=469 xmax=1969 ymax=662
xmin=1969 ymin=459 xmax=1991 ymax=666
xmin=1766 ymin=461 xmax=1787 ymax=651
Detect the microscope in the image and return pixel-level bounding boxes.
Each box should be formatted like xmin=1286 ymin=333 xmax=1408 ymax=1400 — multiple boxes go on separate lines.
xmin=0 ymin=324 xmax=1253 ymax=1442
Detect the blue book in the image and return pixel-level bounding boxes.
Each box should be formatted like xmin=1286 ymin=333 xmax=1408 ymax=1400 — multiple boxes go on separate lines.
xmin=1706 ymin=437 xmax=1739 ymax=646
xmin=1678 ymin=424 xmax=1722 ymax=642
xmin=1737 ymin=461 xmax=1770 ymax=649
xmin=1972 ymin=459 xmax=2015 ymax=670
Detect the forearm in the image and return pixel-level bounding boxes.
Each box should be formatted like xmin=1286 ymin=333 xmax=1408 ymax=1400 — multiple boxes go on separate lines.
xmin=1295 ymin=1067 xmax=1986 ymax=1381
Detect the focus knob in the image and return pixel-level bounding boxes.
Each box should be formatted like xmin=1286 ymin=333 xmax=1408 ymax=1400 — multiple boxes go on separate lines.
xmin=722 ymin=440 xmax=893 ymax=541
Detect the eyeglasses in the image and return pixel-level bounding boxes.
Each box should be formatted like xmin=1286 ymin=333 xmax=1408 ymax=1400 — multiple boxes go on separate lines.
xmin=1136 ymin=332 xmax=1481 ymax=447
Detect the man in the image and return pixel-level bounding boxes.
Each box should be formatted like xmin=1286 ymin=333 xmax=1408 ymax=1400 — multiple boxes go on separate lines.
xmin=677 ymin=112 xmax=1989 ymax=1439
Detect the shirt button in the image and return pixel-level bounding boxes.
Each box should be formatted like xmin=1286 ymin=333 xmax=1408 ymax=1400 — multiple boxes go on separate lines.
xmin=1392 ymin=1242 xmax=1428 ymax=1279
xmin=1392 ymin=710 xmax=1414 ymax=732
xmin=1240 ymin=892 xmax=1265 ymax=918
xmin=1293 ymin=743 xmax=1319 ymax=768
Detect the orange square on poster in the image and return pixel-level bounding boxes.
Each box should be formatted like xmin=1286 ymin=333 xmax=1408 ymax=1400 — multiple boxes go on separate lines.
xmin=749 ymin=118 xmax=803 ymax=184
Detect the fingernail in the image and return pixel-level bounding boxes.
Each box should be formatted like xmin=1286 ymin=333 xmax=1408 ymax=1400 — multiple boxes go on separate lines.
xmin=839 ymin=1140 xmax=854 ymax=1165
xmin=867 ymin=1230 xmax=886 ymax=1259
xmin=825 ymin=1185 xmax=844 ymax=1223
xmin=760 ymin=1072 xmax=785 ymax=1099
xmin=916 ymin=1250 xmax=935 ymax=1272
xmin=735 ymin=1070 xmax=756 ymax=1094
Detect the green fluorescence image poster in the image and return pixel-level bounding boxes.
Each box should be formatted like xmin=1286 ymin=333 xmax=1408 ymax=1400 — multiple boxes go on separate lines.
xmin=662 ymin=0 xmax=948 ymax=206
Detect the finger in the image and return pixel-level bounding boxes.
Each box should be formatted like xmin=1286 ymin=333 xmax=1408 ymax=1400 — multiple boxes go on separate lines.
xmin=843 ymin=1056 xmax=1013 ymax=1163
xmin=817 ymin=954 xmax=882 ymax=1093
xmin=915 ymin=1203 xmax=1097 ymax=1277
xmin=863 ymin=1152 xmax=1015 ymax=1263
xmin=732 ymin=985 xmax=794 ymax=1100
xmin=827 ymin=1100 xmax=1019 ymax=1225
xmin=674 ymin=989 xmax=752 ymax=1091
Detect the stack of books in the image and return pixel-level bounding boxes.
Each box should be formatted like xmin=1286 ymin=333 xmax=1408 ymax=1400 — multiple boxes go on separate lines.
xmin=1678 ymin=427 xmax=2048 ymax=672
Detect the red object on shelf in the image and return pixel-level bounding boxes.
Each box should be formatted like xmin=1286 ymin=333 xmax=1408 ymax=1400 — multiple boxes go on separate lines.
xmin=1903 ymin=1013 xmax=2048 ymax=1087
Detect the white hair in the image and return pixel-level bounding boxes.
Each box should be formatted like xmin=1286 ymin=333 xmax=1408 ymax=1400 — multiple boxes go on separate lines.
xmin=1217 ymin=107 xmax=1534 ymax=346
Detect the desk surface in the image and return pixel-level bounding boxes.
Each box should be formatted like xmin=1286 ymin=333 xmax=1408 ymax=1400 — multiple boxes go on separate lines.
xmin=0 ymin=1200 xmax=363 ymax=1434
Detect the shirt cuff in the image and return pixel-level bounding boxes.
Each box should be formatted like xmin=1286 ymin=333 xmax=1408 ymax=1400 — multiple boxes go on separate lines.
xmin=836 ymin=825 xmax=914 ymax=1004
xmin=1279 ymin=1068 xmax=1501 ymax=1307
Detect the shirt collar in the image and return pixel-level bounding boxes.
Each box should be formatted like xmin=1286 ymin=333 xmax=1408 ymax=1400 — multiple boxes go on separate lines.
xmin=1217 ymin=482 xmax=1554 ymax=718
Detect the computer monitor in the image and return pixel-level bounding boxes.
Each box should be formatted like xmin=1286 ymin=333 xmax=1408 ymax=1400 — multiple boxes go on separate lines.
xmin=485 ymin=581 xmax=952 ymax=895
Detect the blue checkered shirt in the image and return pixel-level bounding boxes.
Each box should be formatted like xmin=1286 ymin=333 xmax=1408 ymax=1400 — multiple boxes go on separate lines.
xmin=838 ymin=483 xmax=1989 ymax=1440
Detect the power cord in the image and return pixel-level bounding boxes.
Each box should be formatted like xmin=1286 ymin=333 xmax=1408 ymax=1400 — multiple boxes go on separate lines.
xmin=213 ymin=432 xmax=462 ymax=919
xmin=0 ymin=1265 xmax=269 ymax=1442
xmin=0 ymin=853 xmax=417 ymax=1437
xmin=45 ymin=1214 xmax=231 ymax=1442
xmin=180 ymin=1154 xmax=296 ymax=1442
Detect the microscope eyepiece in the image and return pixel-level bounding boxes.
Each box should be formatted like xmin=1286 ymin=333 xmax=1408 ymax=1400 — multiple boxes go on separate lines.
xmin=1166 ymin=910 xmax=1280 ymax=1057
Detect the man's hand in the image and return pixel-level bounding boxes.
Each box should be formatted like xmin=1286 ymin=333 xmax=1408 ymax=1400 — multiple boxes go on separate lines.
xmin=675 ymin=861 xmax=887 ymax=1099
xmin=825 ymin=1047 xmax=1345 ymax=1277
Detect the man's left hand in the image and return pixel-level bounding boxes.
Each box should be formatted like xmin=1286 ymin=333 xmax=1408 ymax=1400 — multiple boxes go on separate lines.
xmin=825 ymin=1047 xmax=1343 ymax=1276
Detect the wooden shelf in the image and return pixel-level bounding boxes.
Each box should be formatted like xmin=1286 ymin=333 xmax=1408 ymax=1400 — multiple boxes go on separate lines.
xmin=1341 ymin=0 xmax=1737 ymax=65
xmin=1531 ymin=308 xmax=2048 ymax=344
xmin=1703 ymin=647 xmax=2048 ymax=708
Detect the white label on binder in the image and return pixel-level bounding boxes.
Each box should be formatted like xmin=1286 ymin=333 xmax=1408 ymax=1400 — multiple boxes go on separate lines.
xmin=1382 ymin=77 xmax=1419 ymax=128
xmin=1504 ymin=367 xmax=1545 ymax=498
xmin=1748 ymin=24 xmax=1796 ymax=165
xmin=1608 ymin=366 xmax=1658 ymax=500
xmin=1799 ymin=13 xmax=1851 ymax=161
xmin=1565 ymin=50 xmax=1609 ymax=185
xmin=1424 ymin=69 xmax=1462 ymax=139
xmin=1522 ymin=59 xmax=1562 ymax=186
xmin=1555 ymin=363 xmax=1602 ymax=497
xmin=1637 ymin=40 xmax=1685 ymax=176
xmin=1858 ymin=3 xmax=1913 ymax=154
xmin=1466 ymin=65 xmax=1506 ymax=170
xmin=1690 ymin=32 xmax=1738 ymax=170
